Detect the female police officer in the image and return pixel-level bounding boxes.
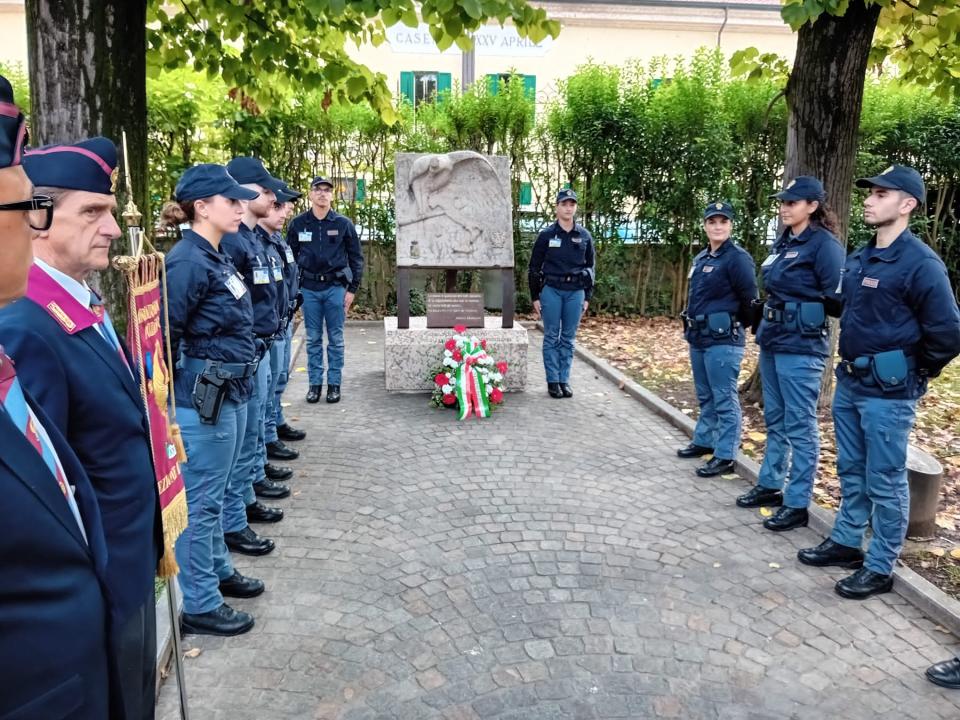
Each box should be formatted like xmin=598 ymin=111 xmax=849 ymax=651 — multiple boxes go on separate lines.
xmin=736 ymin=176 xmax=845 ymax=532
xmin=528 ymin=188 xmax=595 ymax=398
xmin=164 ymin=164 xmax=266 ymax=636
xmin=677 ymin=202 xmax=758 ymax=477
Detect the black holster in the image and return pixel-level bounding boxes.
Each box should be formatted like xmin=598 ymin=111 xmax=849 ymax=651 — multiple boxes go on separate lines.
xmin=192 ymin=368 xmax=229 ymax=425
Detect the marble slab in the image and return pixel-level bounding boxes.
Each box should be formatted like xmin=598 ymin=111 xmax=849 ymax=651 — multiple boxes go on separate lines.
xmin=384 ymin=316 xmax=528 ymax=391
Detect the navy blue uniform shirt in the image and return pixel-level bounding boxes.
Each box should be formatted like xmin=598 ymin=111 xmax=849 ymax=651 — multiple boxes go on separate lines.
xmin=528 ymin=221 xmax=596 ymax=300
xmin=756 ymin=224 xmax=845 ymax=357
xmin=684 ymin=239 xmax=758 ymax=348
xmin=837 ymin=229 xmax=960 ymax=399
xmin=273 ymin=229 xmax=300 ymax=319
xmin=222 ymin=221 xmax=282 ymax=338
xmin=165 ymin=229 xmax=256 ymax=406
xmin=257 ymin=224 xmax=289 ymax=328
xmin=287 ymin=208 xmax=363 ymax=293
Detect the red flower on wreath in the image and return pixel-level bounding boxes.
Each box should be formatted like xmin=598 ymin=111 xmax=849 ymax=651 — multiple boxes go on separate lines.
xmin=480 ymin=339 xmax=488 ymax=350
xmin=434 ymin=373 xmax=448 ymax=386
xmin=442 ymin=393 xmax=457 ymax=405
xmin=496 ymin=361 xmax=508 ymax=374
xmin=453 ymin=324 xmax=467 ymax=334
xmin=452 ymin=349 xmax=462 ymax=362
xmin=491 ymin=387 xmax=504 ymax=404
xmin=444 ymin=338 xmax=456 ymax=351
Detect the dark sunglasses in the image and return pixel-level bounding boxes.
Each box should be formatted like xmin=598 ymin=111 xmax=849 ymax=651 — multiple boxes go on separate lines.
xmin=0 ymin=194 xmax=54 ymax=231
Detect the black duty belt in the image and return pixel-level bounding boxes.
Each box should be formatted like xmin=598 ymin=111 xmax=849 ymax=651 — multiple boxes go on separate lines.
xmin=178 ymin=354 xmax=259 ymax=379
xmin=300 ymin=270 xmax=338 ymax=283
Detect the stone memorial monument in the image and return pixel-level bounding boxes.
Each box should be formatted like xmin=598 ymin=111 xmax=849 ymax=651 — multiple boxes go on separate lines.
xmin=384 ymin=150 xmax=529 ymax=391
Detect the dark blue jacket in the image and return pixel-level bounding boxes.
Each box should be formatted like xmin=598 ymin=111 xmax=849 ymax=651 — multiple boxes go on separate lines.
xmin=165 ymin=229 xmax=256 ymax=406
xmin=684 ymin=239 xmax=758 ymax=348
xmin=528 ymin=221 xmax=596 ymax=301
xmin=287 ymin=208 xmax=363 ymax=293
xmin=0 ymin=386 xmax=112 ymax=720
xmin=258 ymin=224 xmax=290 ymax=327
xmin=273 ymin=229 xmax=300 ymax=315
xmin=837 ymin=229 xmax=960 ymax=399
xmin=0 ymin=297 xmax=163 ymax=631
xmin=756 ymin=224 xmax=845 ymax=357
xmin=222 ymin=222 xmax=282 ymax=338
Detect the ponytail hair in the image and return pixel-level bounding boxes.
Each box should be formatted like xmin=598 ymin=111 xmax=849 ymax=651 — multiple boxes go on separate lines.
xmin=811 ymin=202 xmax=840 ymax=237
xmin=159 ymin=200 xmax=195 ymax=236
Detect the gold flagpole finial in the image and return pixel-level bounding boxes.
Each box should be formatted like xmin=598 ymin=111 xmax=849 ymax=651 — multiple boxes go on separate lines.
xmin=121 ymin=131 xmax=143 ymax=257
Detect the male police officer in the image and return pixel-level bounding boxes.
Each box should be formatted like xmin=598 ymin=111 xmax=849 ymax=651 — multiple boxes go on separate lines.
xmin=0 ymin=136 xmax=164 ymax=718
xmin=287 ymin=176 xmax=363 ymax=404
xmin=0 ymin=75 xmax=114 ymax=720
xmin=220 ymin=157 xmax=289 ymax=554
xmin=798 ymin=165 xmax=960 ymax=599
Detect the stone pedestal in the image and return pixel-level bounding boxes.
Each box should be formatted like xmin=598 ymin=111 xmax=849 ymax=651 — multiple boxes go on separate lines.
xmin=384 ymin=317 xmax=529 ymax=391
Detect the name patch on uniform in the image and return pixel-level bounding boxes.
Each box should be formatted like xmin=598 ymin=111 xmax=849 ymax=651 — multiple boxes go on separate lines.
xmin=253 ymin=267 xmax=271 ymax=285
xmin=702 ymin=265 xmax=714 ymax=273
xmin=46 ymin=301 xmax=77 ymax=331
xmin=548 ymin=238 xmax=562 ymax=248
xmin=225 ymin=274 xmax=247 ymax=299
xmin=285 ymin=247 xmax=295 ymax=263
xmin=862 ymin=277 xmax=880 ymax=288
xmin=298 ymin=231 xmax=312 ymax=243
xmin=761 ymin=253 xmax=779 ymax=267
xmin=784 ymin=251 xmax=799 ymax=259
xmin=327 ymin=229 xmax=339 ymax=236
xmin=571 ymin=235 xmax=582 ymax=244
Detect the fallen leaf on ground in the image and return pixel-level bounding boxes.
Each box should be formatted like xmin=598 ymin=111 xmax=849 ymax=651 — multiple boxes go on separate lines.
xmin=183 ymin=648 xmax=202 ymax=659
xmin=931 ymin=548 xmax=946 ymax=557
xmin=759 ymin=507 xmax=774 ymax=517
xmin=721 ymin=474 xmax=739 ymax=480
xmin=713 ymin=562 xmax=722 ymax=568
xmin=747 ymin=431 xmax=766 ymax=442
xmin=951 ymin=549 xmax=960 ymax=560
xmin=295 ymin=367 xmax=306 ymax=372
xmin=769 ymin=562 xmax=781 ymax=569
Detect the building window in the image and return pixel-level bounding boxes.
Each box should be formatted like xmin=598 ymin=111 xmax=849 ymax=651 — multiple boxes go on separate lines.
xmin=332 ymin=177 xmax=366 ymax=204
xmin=519 ymin=181 xmax=532 ymax=207
xmin=486 ymin=74 xmax=536 ymax=100
xmin=400 ymin=71 xmax=452 ymax=107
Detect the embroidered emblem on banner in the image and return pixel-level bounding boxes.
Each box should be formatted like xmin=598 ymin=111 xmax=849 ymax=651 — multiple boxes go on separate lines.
xmin=46 ymin=301 xmax=77 ymax=331
xmin=862 ymin=277 xmax=879 ymax=288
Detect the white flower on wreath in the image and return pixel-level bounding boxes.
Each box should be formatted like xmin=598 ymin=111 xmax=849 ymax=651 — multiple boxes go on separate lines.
xmin=490 ymin=372 xmax=503 ymax=382
xmin=442 ymin=384 xmax=453 ymax=394
xmin=486 ymin=385 xmax=493 ymax=395
xmin=443 ymin=358 xmax=457 ymax=368
xmin=444 ymin=349 xmax=453 ymax=358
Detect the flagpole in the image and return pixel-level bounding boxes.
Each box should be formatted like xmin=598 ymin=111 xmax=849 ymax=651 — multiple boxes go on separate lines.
xmin=166 ymin=578 xmax=190 ymax=720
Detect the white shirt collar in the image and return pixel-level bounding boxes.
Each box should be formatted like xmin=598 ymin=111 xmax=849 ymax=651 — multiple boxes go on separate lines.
xmin=34 ymin=258 xmax=93 ymax=308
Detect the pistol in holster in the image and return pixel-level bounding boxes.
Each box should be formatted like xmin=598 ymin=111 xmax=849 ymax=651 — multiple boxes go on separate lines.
xmin=192 ymin=364 xmax=229 ymax=425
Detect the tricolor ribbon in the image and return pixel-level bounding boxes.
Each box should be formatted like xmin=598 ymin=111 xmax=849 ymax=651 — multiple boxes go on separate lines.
xmin=455 ymin=338 xmax=491 ymax=420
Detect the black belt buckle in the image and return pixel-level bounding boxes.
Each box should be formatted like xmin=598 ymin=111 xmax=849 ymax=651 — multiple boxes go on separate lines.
xmin=564 ymin=274 xmax=572 ymax=283
xmin=765 ymin=308 xmax=776 ymax=322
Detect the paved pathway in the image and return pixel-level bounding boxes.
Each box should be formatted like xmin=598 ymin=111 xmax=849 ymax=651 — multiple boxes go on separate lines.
xmin=157 ymin=323 xmax=960 ymax=720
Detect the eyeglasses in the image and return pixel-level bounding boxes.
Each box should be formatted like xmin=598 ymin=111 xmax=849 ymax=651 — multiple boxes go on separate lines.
xmin=0 ymin=195 xmax=54 ymax=231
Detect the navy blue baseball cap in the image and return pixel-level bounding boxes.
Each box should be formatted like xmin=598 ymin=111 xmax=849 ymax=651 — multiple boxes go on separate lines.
xmin=275 ymin=182 xmax=301 ymax=202
xmin=226 ymin=156 xmax=285 ymax=193
xmin=0 ymin=75 xmax=26 ymax=169
xmin=23 ymin=136 xmax=119 ymax=194
xmin=770 ymin=176 xmax=826 ymax=202
xmin=175 ymin=163 xmax=260 ymax=203
xmin=556 ymin=188 xmax=577 ymax=203
xmin=704 ymin=201 xmax=734 ymax=220
xmin=311 ymin=176 xmax=334 ymax=189
xmin=856 ymin=164 xmax=926 ymax=204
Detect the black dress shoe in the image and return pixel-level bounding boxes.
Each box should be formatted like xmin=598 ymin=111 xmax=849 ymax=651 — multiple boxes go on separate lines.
xmin=547 ymin=383 xmax=563 ymax=399
xmin=277 ymin=423 xmax=306 ymax=442
xmin=306 ymin=385 xmax=321 ymax=403
xmin=264 ymin=463 xmax=293 ymax=481
xmin=246 ymin=501 xmax=284 ymax=524
xmin=181 ymin=603 xmax=254 ymax=636
xmin=266 ymin=440 xmax=299 ymax=461
xmin=560 ymin=383 xmax=573 ymax=398
xmin=218 ymin=571 xmax=265 ymax=599
xmin=696 ymin=457 xmax=734 ymax=478
xmin=926 ymin=658 xmax=960 ymax=689
xmin=763 ymin=506 xmax=808 ymax=532
xmin=797 ymin=538 xmax=864 ymax=568
xmin=224 ymin=526 xmax=275 ymax=556
xmin=835 ymin=567 xmax=893 ymax=599
xmin=736 ymin=485 xmax=784 ymax=508
xmin=677 ymin=443 xmax=713 ymax=459
xmin=254 ymin=478 xmax=290 ymax=499
xmin=326 ymin=385 xmax=341 ymax=403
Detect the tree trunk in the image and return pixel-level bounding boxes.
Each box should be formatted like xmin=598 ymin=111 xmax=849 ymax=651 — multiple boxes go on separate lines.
xmin=25 ymin=0 xmax=149 ymax=331
xmin=771 ymin=0 xmax=881 ymax=409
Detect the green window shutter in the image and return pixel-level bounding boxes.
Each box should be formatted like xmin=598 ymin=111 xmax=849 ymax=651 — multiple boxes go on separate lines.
xmin=486 ymin=74 xmax=499 ymax=95
xmin=522 ymin=74 xmax=536 ymax=100
xmin=520 ymin=182 xmax=532 ymax=206
xmin=356 ymin=178 xmax=366 ymax=203
xmin=400 ymin=71 xmax=415 ymax=104
xmin=437 ymin=72 xmax=452 ymax=102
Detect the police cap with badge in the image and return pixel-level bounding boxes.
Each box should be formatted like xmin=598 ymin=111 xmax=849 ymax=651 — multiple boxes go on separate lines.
xmin=770 ymin=176 xmax=826 ymax=202
xmin=311 ymin=176 xmax=334 ymax=190
xmin=226 ymin=157 xmax=285 ymax=193
xmin=23 ymin=136 xmax=119 ymax=195
xmin=855 ymin=164 xmax=926 ymax=204
xmin=704 ymin=201 xmax=734 ymax=220
xmin=556 ymin=188 xmax=577 ymax=203
xmin=175 ymin=164 xmax=259 ymax=202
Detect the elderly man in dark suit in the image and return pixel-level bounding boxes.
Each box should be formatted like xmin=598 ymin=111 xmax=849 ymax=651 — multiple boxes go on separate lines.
xmin=0 ymin=134 xmax=163 ymax=719
xmin=0 ymin=75 xmax=115 ymax=720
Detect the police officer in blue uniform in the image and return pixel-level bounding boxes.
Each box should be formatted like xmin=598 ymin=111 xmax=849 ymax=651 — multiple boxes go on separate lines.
xmin=736 ymin=176 xmax=846 ymax=533
xmin=271 ymin=184 xmax=307 ymax=443
xmin=0 ymin=135 xmax=164 ymax=719
xmin=799 ymin=165 xmax=960 ymax=599
xmin=528 ymin=188 xmax=595 ymax=399
xmin=677 ymin=202 xmax=758 ymax=477
xmin=287 ymin=176 xmax=363 ymax=404
xmin=219 ymin=157 xmax=290 ymax=556
xmin=165 ymin=164 xmax=266 ymax=636
xmin=0 ymin=73 xmax=114 ymax=720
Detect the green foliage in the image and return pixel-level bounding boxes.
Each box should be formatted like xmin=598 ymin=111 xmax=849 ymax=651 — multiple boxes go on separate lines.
xmin=145 ymin=0 xmax=559 ymax=123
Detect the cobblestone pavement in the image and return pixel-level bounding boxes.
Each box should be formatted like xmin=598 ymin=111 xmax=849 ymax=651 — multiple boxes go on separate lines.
xmin=157 ymin=323 xmax=960 ymax=720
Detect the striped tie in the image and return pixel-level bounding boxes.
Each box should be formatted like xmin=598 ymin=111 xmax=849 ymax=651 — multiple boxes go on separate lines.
xmin=89 ymin=295 xmax=130 ymax=370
